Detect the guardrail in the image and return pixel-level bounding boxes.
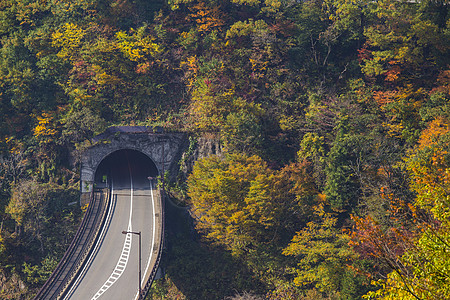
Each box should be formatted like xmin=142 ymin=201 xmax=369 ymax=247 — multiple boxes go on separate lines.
xmin=35 ymin=185 xmax=164 ymax=300
xmin=140 ymin=188 xmax=165 ymax=299
xmin=34 ymin=188 xmax=111 ymax=300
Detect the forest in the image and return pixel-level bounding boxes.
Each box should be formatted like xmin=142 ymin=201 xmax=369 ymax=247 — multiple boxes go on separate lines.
xmin=0 ymin=0 xmax=449 ymax=299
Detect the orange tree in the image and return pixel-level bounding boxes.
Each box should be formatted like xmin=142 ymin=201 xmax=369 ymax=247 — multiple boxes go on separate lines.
xmin=187 ymin=153 xmax=320 ymax=289
xmin=353 ymin=118 xmax=450 ymax=299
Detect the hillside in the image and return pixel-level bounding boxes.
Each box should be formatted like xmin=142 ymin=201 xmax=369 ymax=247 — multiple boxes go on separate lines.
xmin=0 ymin=0 xmax=449 ymax=299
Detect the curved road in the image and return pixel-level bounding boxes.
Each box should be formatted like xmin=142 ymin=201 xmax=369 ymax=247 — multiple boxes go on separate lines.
xmin=65 ymin=150 xmax=158 ymax=300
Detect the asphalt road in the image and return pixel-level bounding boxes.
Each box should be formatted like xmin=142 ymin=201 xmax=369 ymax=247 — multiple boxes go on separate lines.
xmin=65 ymin=150 xmax=158 ymax=300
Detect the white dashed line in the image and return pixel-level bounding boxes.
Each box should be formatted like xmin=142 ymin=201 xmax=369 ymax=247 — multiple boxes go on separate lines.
xmin=91 ymin=169 xmax=135 ymax=300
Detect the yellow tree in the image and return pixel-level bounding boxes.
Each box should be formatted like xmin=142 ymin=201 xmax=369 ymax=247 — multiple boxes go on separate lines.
xmin=187 ymin=153 xmax=315 ymax=256
xmin=283 ymin=200 xmax=364 ymax=299
xmin=188 ymin=1 xmax=225 ymax=35
xmin=51 ymin=23 xmax=86 ymax=61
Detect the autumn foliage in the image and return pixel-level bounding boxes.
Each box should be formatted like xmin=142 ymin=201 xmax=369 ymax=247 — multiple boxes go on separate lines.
xmin=0 ymin=0 xmax=449 ymax=298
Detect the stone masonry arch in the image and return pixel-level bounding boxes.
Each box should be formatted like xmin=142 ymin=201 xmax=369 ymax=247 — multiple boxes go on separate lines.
xmin=80 ymin=127 xmax=186 ymax=198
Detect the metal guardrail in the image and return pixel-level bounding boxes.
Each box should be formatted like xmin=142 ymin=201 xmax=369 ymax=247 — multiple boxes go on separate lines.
xmin=34 ymin=188 xmax=111 ymax=300
xmin=140 ymin=188 xmax=165 ymax=299
xmin=35 ymin=185 xmax=164 ymax=300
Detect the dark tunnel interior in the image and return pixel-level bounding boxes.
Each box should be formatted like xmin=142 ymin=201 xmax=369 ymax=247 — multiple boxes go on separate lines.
xmin=94 ymin=149 xmax=159 ymax=190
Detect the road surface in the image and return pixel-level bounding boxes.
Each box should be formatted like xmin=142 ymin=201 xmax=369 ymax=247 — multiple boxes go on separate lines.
xmin=65 ymin=150 xmax=158 ymax=300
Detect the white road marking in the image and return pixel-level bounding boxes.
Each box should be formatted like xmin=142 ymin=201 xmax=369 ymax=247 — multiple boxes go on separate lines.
xmin=64 ymin=181 xmax=116 ymax=300
xmin=64 ymin=166 xmax=158 ymax=300
xmin=91 ymin=170 xmax=135 ymax=300
xmin=133 ymin=180 xmax=156 ymax=300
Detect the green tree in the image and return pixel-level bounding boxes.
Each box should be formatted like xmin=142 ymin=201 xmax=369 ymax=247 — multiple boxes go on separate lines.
xmin=61 ymin=106 xmax=106 ymax=147
xmin=23 ymin=256 xmax=58 ymax=286
xmin=6 ymin=179 xmax=79 ymax=254
xmin=6 ymin=179 xmax=48 ymax=252
xmin=283 ymin=202 xmax=368 ymax=299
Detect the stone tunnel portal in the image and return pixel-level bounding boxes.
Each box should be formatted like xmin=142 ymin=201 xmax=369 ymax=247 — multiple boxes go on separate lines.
xmin=80 ymin=127 xmax=186 ymax=205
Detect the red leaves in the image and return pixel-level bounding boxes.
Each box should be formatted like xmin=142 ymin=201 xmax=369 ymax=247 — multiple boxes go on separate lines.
xmin=349 ymin=187 xmax=418 ymax=274
xmin=357 ymin=44 xmax=371 ymax=64
xmin=350 ymin=215 xmax=408 ymax=261
xmin=384 ymin=62 xmax=401 ymax=82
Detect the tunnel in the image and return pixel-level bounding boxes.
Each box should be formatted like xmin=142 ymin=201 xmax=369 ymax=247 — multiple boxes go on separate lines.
xmin=35 ymin=130 xmax=184 ymax=299
xmin=94 ymin=149 xmax=159 ymax=191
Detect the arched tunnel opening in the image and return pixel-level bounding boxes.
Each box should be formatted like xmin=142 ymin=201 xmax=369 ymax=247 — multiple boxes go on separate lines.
xmin=94 ymin=149 xmax=159 ymax=191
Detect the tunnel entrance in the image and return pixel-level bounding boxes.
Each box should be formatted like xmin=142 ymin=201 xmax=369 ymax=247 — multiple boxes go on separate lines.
xmin=80 ymin=128 xmax=185 ymax=199
xmin=94 ymin=149 xmax=159 ymax=191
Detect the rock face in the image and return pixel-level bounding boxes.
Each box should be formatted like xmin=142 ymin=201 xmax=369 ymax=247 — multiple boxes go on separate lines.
xmin=80 ymin=127 xmax=187 ymax=195
xmin=178 ymin=136 xmax=223 ymax=178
